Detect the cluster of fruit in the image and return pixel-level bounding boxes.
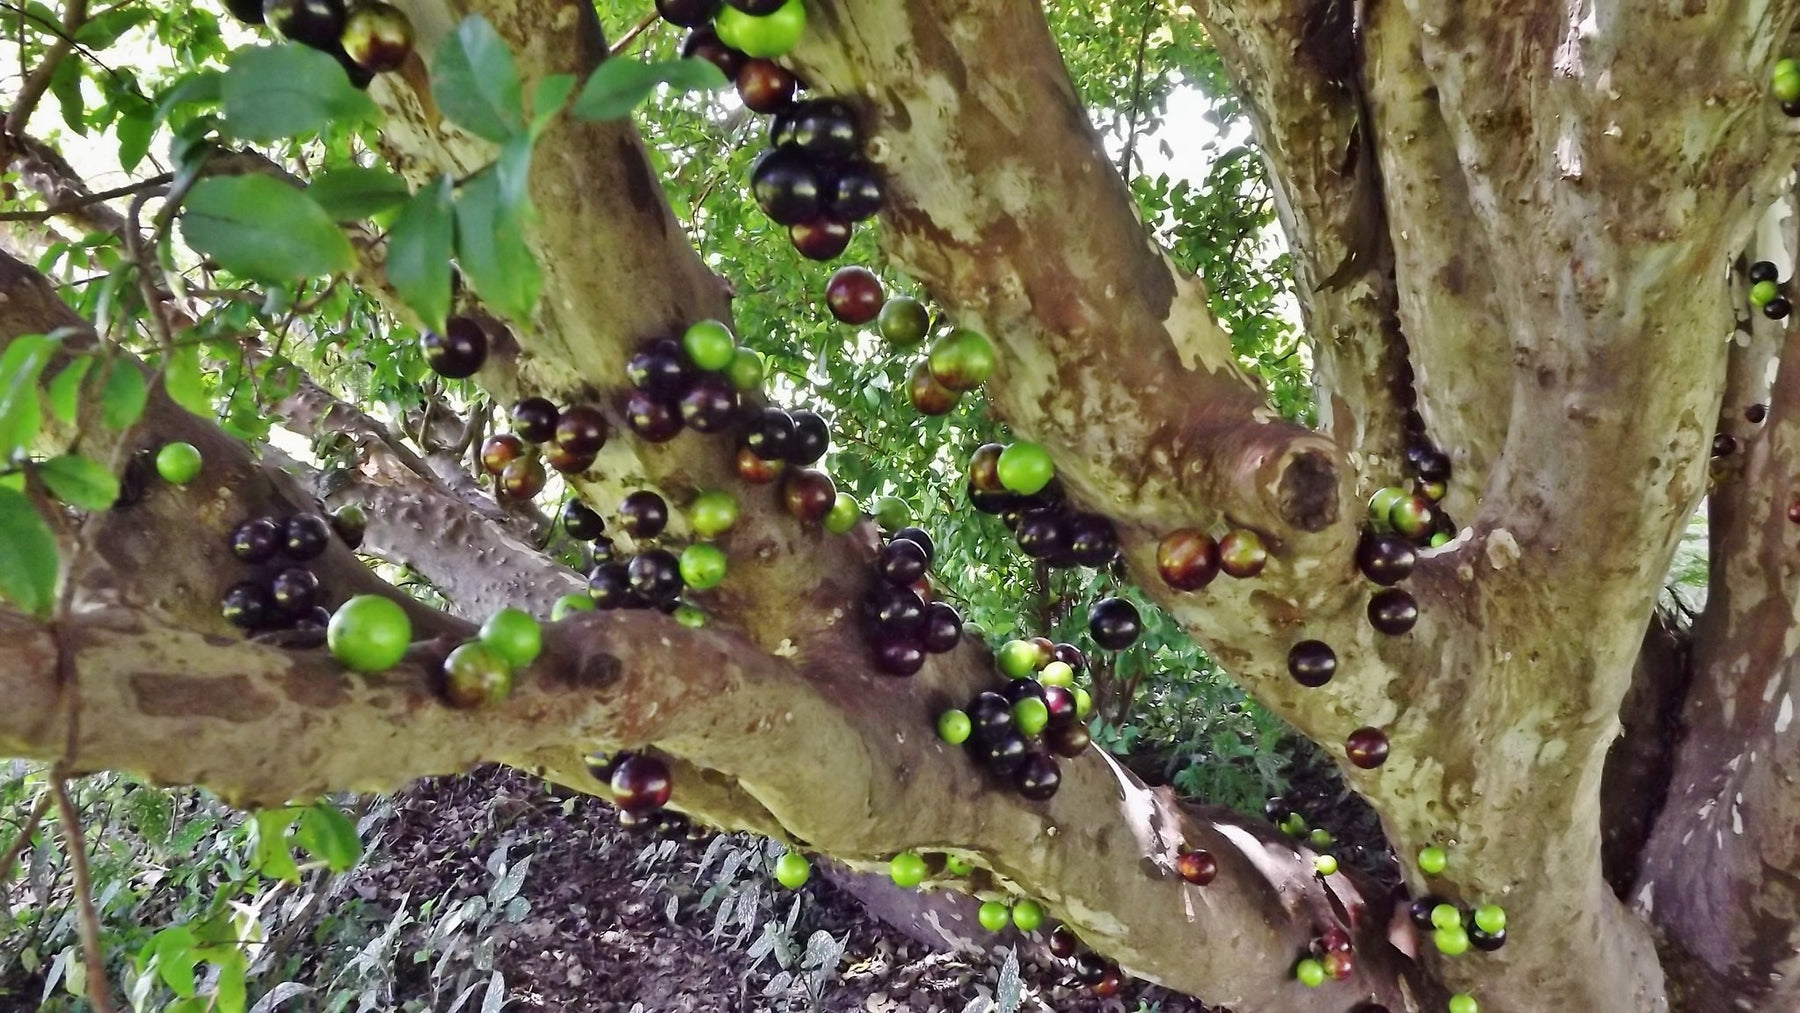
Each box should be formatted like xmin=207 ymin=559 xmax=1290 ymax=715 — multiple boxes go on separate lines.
xmin=1048 ymin=926 xmax=1125 ymax=997
xmin=222 ymin=0 xmax=414 ymax=88
xmin=625 ymin=322 xmax=763 ymax=443
xmin=1748 ymin=260 xmax=1794 ymax=321
xmin=1154 ymin=526 xmax=1270 ymax=590
xmin=858 ymin=527 xmax=965 ymax=676
xmin=584 ymin=489 xmax=720 ymax=619
xmin=1405 ymin=845 xmax=1508 ymax=954
xmin=933 ymin=638 xmax=1095 ymax=801
xmin=222 ymin=509 xmax=357 ymax=633
xmin=585 ymin=751 xmax=675 ymax=825
xmin=1291 ymin=925 xmax=1357 ymax=987
xmin=966 ymin=442 xmax=1126 ymax=572
xmin=478 ymin=397 xmax=608 ymax=496
xmin=434 ymin=607 xmax=542 ymax=708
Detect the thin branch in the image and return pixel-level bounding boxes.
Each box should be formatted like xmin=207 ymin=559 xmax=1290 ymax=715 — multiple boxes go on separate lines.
xmin=50 ymin=772 xmax=115 ymax=1013
xmin=607 ymin=10 xmax=658 ymax=56
xmin=5 ymin=0 xmax=92 ymax=137
xmin=0 ymin=172 xmax=173 ymax=222
xmin=1115 ymin=0 xmax=1156 ymax=183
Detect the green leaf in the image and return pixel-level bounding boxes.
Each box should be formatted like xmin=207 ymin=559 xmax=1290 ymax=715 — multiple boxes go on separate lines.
xmin=295 ymin=803 xmax=361 ymax=872
xmin=250 ymin=809 xmax=301 ymax=883
xmin=99 ymin=360 xmax=147 ymax=430
xmin=0 ymin=334 xmax=58 ymax=458
xmin=220 ymin=44 xmax=379 ymax=142
xmin=50 ymin=58 xmax=86 ymax=135
xmin=39 ymin=455 xmax=120 ymax=511
xmin=154 ymin=70 xmax=222 ymax=132
xmin=529 ymin=73 xmax=576 ymax=138
xmin=0 ymin=486 xmax=59 ymax=617
xmin=570 ymin=58 xmax=727 ymax=122
xmin=116 ymin=97 xmax=155 ymax=174
xmin=180 ymin=175 xmax=354 ymax=281
xmin=431 ymin=16 xmax=523 ymax=142
xmin=454 ymin=169 xmax=541 ymax=323
xmin=162 ymin=345 xmax=211 ymax=418
xmin=45 ymin=358 xmax=91 ymax=425
xmin=213 ymin=951 xmax=246 ymax=1013
xmin=147 ymin=926 xmax=199 ymax=997
xmin=309 ymin=165 xmax=411 ymax=221
xmin=387 ymin=176 xmax=455 ymax=332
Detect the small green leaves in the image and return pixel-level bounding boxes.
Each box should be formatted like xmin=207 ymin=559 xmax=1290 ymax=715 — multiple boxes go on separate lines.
xmin=45 ymin=358 xmax=92 ymax=425
xmin=161 ymin=344 xmax=212 ymax=418
xmin=529 ymin=73 xmax=577 ymax=137
xmin=39 ymin=454 xmax=120 ymax=511
xmin=454 ymin=169 xmax=541 ymax=323
xmin=181 ymin=175 xmax=355 ymax=282
xmin=250 ymin=809 xmax=302 ymax=883
xmin=308 ymin=165 xmax=412 ymax=221
xmin=221 ymin=44 xmax=378 ymax=142
xmin=99 ymin=360 xmax=148 ymax=430
xmin=387 ymin=176 xmax=455 ymax=332
xmin=571 ymin=58 xmax=727 ymax=122
xmin=0 ymin=486 xmax=59 ymax=616
xmin=0 ymin=334 xmax=58 ymax=457
xmin=295 ymin=802 xmax=362 ymax=872
xmin=432 ymin=16 xmax=523 ymax=142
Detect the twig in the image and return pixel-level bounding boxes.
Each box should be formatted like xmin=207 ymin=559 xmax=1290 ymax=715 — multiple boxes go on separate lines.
xmin=608 ymin=10 xmax=659 ymax=57
xmin=0 ymin=172 xmax=173 ymax=222
xmin=0 ymin=791 xmax=51 ymax=888
xmin=5 ymin=0 xmax=93 ymax=137
xmin=1115 ymin=0 xmax=1156 ymax=184
xmin=50 ymin=772 xmax=115 ymax=1013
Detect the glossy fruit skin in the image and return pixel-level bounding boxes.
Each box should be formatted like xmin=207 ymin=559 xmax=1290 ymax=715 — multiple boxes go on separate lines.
xmin=876 ymin=537 xmax=929 ymax=586
xmin=340 ymin=2 xmax=413 ymax=72
xmin=908 ymin=360 xmax=962 ymax=415
xmin=791 ymin=100 xmax=862 ymax=162
xmin=1052 ymin=643 xmax=1087 ymax=672
xmin=821 ymin=492 xmax=860 ymax=535
xmin=783 ymin=468 xmax=837 ymax=524
xmin=420 ymin=318 xmax=486 ymax=379
xmin=264 ymin=0 xmax=344 ymax=48
xmin=545 ymin=443 xmax=596 ymax=475
xmin=772 ymin=850 xmax=810 ymax=889
xmin=872 ymin=636 xmax=926 ymax=675
xmin=270 ymin=568 xmax=319 ymax=612
xmin=826 ymin=163 xmax=884 ymax=221
xmin=1447 ymin=996 xmax=1478 ymax=1013
xmin=1408 ymin=896 xmax=1444 ymax=930
xmin=619 ymin=389 xmax=681 ymax=443
xmin=1009 ymin=898 xmax=1043 ymax=933
xmin=1356 ymin=530 xmax=1417 ymax=585
xmin=223 ymin=581 xmax=274 ymax=630
xmin=330 ymin=504 xmax=367 ymax=549
xmin=1038 ymin=660 xmax=1074 ymax=688
xmin=1295 ymin=958 xmax=1326 ymax=988
xmin=928 ymin=328 xmax=995 ymax=390
xmin=937 ymin=708 xmax=972 ymax=744
xmin=441 ymin=641 xmax=514 ymax=709
xmin=1048 ymin=926 xmax=1078 ymax=959
xmin=500 ymin=457 xmax=548 ymax=499
xmin=620 ymin=490 xmax=671 ymax=539
xmin=327 ymin=595 xmax=412 ymax=673
xmin=1040 ymin=684 xmax=1076 ymax=729
xmin=1176 ymin=849 xmax=1217 ymax=885
xmin=551 ymin=594 xmax=596 ymax=620
xmin=656 ymin=0 xmax=720 ymax=26
xmin=785 ymin=410 xmax=830 ymax=465
xmin=1288 ymin=640 xmax=1337 ymax=687
xmin=980 ymin=732 xmax=1031 ymax=775
xmin=562 ymin=501 xmax=606 ymax=540
xmin=587 ymin=562 xmax=637 ymax=609
xmin=735 ymin=444 xmax=784 ymax=484
xmin=1418 ymin=845 xmax=1448 ymax=875
xmin=479 ymin=607 xmax=542 ymax=668
xmin=967 ymin=691 xmax=1015 ymax=742
xmin=156 ymin=442 xmax=203 ymax=485
xmin=1434 ymin=924 xmax=1471 ymax=956
xmin=1073 ymin=953 xmax=1109 ymax=986
xmin=689 ymin=489 xmax=740 ymax=539
xmin=745 ymin=407 xmax=797 ymax=460
xmin=627 ymin=339 xmax=693 ymax=397
xmin=878 ymin=297 xmax=930 ymax=346
xmin=735 ymin=58 xmax=795 ymax=113
xmin=790 ymin=218 xmax=851 ymax=261
xmin=611 ymin=754 xmax=673 ymax=813
xmin=629 ymin=549 xmax=685 ymax=603
xmin=714 ymin=0 xmax=806 ymax=58
xmin=1047 ymin=721 xmax=1091 ymax=757
xmin=1014 ymin=510 xmax=1066 ymax=559
xmin=1012 ymin=696 xmax=1050 ymax=737
xmin=1217 ymin=529 xmax=1267 ymax=578
xmin=996 ymin=442 xmax=1054 ymax=495
xmin=1368 ymin=587 xmax=1420 ymax=635
xmin=1469 ymin=924 xmax=1506 ymax=951
xmin=1314 ymin=854 xmax=1339 ymax=876
xmin=231 ymin=518 xmax=282 ymax=564
xmin=677 ymin=374 xmax=740 ymax=433
xmin=1322 ymin=949 xmax=1355 ymax=980
xmin=1066 ymin=515 xmax=1118 ymax=568
xmin=1473 ymin=903 xmax=1506 ymax=934
xmin=1157 ymin=529 xmax=1219 ymax=590
xmin=1088 ymin=597 xmax=1141 ymax=651
xmin=224 ymin=0 xmax=266 ymax=24
xmin=680 ymin=543 xmax=728 ymax=590
xmin=1390 ymin=493 xmax=1434 ymax=539
xmin=681 ymin=27 xmax=746 ymax=77
xmin=1713 ymin=433 xmax=1738 ymax=457
xmin=888 ymin=851 xmax=928 ymax=888
xmin=549 ymin=405 xmax=606 ymax=456
xmin=825 ymin=265 xmax=884 ymax=324
xmin=1345 ymin=726 xmax=1390 ymax=768
xmin=862 ymin=584 xmax=925 ymax=641
xmin=890 ymin=526 xmax=934 ymax=559
xmin=284 ymin=514 xmax=333 ymax=560
xmin=751 ymin=148 xmax=824 ymax=225
xmin=511 ymin=398 xmax=560 ymax=443
xmin=977 ymin=900 xmax=1011 ymax=932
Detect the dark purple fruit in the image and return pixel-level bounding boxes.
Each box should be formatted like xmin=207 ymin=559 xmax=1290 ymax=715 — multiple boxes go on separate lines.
xmin=1751 ymin=261 xmax=1780 ymax=284
xmin=340 ymin=2 xmax=413 ymax=73
xmin=1748 ymin=403 xmax=1770 ymax=424
xmin=1409 ymin=896 xmax=1445 ymax=931
xmin=1015 ymin=509 xmax=1067 ymax=559
xmin=863 ymin=583 xmax=926 ymax=638
xmin=1066 ymin=515 xmax=1118 ymax=567
xmin=623 ymin=389 xmax=684 ymax=443
xmin=562 ymin=500 xmax=605 ymax=540
xmin=1470 ymin=926 xmax=1507 ymax=951
xmin=790 ymin=218 xmax=851 ymax=261
xmin=270 ymin=567 xmax=319 ymax=611
xmin=1157 ymin=529 xmax=1219 ymax=590
xmin=1073 ymin=953 xmax=1109 ymax=986
xmin=1049 ymin=926 xmax=1078 ymax=959
xmin=967 ymin=690 xmax=1013 ymax=742
xmin=1041 ymin=684 xmax=1076 ymax=728
xmin=1368 ymin=588 xmax=1419 ymax=635
xmin=588 ymin=562 xmax=636 ymax=609
xmin=1288 ymin=640 xmax=1337 ymax=687
xmin=872 ymin=637 xmax=926 ymax=676
xmin=791 ymin=100 xmax=860 ymax=163
xmin=825 ymin=266 xmax=884 ymax=325
xmin=736 ymin=58 xmax=795 ymax=114
xmin=1713 ymin=433 xmax=1737 ymax=457
xmin=620 ymin=490 xmax=670 ymax=539
xmin=1001 ymin=678 xmax=1046 ymax=706
xmin=591 ymin=536 xmax=617 ymax=564
xmin=1015 ymin=751 xmax=1061 ymax=800
xmin=908 ymin=361 xmax=961 ymax=415
xmin=877 ymin=538 xmax=929 ymax=586
xmin=1767 ymin=296 xmax=1793 ymax=320
xmin=680 ymin=27 xmax=745 ymax=78
xmin=1087 ymin=597 xmax=1141 ymax=651
xmin=1414 ymin=448 xmax=1451 ymax=483
xmin=969 ymin=485 xmax=1016 ymax=515
xmin=751 ymin=148 xmax=824 ymax=225
xmin=655 ymin=0 xmax=720 ymax=27
xmin=1045 ymin=721 xmax=1090 ymax=757
xmin=968 ymin=443 xmax=1005 ymax=493
xmin=890 ymin=526 xmax=934 ymax=558
xmin=787 ymin=410 xmax=829 ymax=465
xmin=329 ymin=505 xmax=366 ymax=550
xmin=611 ymin=755 xmax=672 ymax=813
xmin=511 ymin=397 xmax=559 ymax=443
xmin=678 ymin=374 xmax=739 ymax=433
xmin=222 ymin=581 xmax=274 ymax=629
xmin=264 ymin=0 xmax=344 ymax=48
xmin=223 ymin=0 xmax=265 ymax=24
xmin=1053 ymin=643 xmax=1086 ymax=671
xmin=1263 ymin=797 xmax=1293 ymax=823
xmin=1176 ymin=849 xmax=1217 ymax=885
xmin=500 ymin=457 xmax=547 ymax=499
xmin=825 ymin=163 xmax=884 ymax=222
xmin=1345 ymin=726 xmax=1390 ymax=769
xmin=920 ymin=601 xmax=962 ymax=653
xmin=284 ymin=514 xmax=332 ymax=560
xmin=628 ymin=548 xmax=684 ymax=602
xmin=296 ymin=606 xmax=332 ymax=631
xmin=745 ymin=407 xmax=796 ymax=460
xmin=626 ymin=338 xmax=693 ymax=399
xmin=1356 ymin=530 xmax=1417 ymax=586
xmin=783 ymin=468 xmax=837 ymax=524
xmin=545 ymin=443 xmax=596 ymax=476
xmin=979 ymin=732 xmax=1030 ymax=775
xmin=555 ymin=405 xmax=610 ymax=456
xmin=231 ymin=517 xmax=282 ymax=564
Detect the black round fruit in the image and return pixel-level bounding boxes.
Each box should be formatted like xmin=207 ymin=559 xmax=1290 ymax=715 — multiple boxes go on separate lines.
xmin=231 ymin=517 xmax=282 ymax=564
xmin=284 ymin=514 xmax=333 ymax=560
xmin=1053 ymin=643 xmax=1087 ymax=672
xmin=627 ymin=338 xmax=693 ymax=398
xmin=511 ymin=397 xmax=560 ymax=443
xmin=623 ymin=389 xmax=684 ymax=443
xmin=1264 ymin=796 xmax=1293 ymax=823
xmin=920 ymin=601 xmax=961 ymax=653
xmin=270 ymin=567 xmax=319 ymax=611
xmin=862 ymin=583 xmax=926 ymax=638
xmin=1368 ymin=588 xmax=1420 ymax=635
xmin=979 ymin=732 xmax=1031 ymax=775
xmin=872 ymin=637 xmax=926 ymax=676
xmin=891 ymin=526 xmax=934 ymax=560
xmin=562 ymin=501 xmax=605 ymax=540
xmin=620 ymin=490 xmax=670 ymax=540
xmin=1015 ymin=751 xmax=1061 ymax=800
xmin=1470 ymin=926 xmax=1507 ymax=951
xmin=263 ymin=0 xmax=344 ymax=48
xmin=555 ymin=405 xmax=610 ymax=456
xmin=1414 ymin=448 xmax=1451 ymax=483
xmin=1042 ymin=685 xmax=1077 ymax=729
xmin=588 ymin=562 xmax=637 ymax=609
xmin=678 ymin=374 xmax=740 ymax=433
xmin=1046 ymin=721 xmax=1090 ymax=757
xmin=1408 ymin=896 xmax=1445 ymax=931
xmin=787 ymin=410 xmax=829 ymax=465
xmin=329 ymin=504 xmax=366 ymax=550
xmin=1356 ymin=530 xmax=1417 ymax=586
xmin=791 ymin=100 xmax=860 ymax=163
xmin=1066 ymin=514 xmax=1118 ymax=568
xmin=1288 ymin=640 xmax=1337 ymax=687
xmin=750 ymin=148 xmax=825 ymax=226
xmin=967 ymin=691 xmax=1014 ymax=742
xmin=1088 ymin=597 xmax=1141 ymax=651
xmin=1015 ymin=509 xmax=1067 ymax=559
xmin=680 ymin=27 xmax=745 ymax=79
xmin=223 ymin=0 xmax=265 ymax=24
xmin=1073 ymin=953 xmax=1109 ymax=986
xmin=654 ymin=0 xmax=720 ymax=26
xmin=1766 ymin=296 xmax=1793 ymax=320
xmin=877 ymin=538 xmax=930 ymax=586
xmin=825 ymin=163 xmax=884 ymax=222
xmin=1751 ymin=261 xmax=1780 ymax=285
xmin=745 ymin=407 xmax=797 ymax=461
xmin=725 ymin=0 xmax=786 ymax=12
xmin=222 ymin=581 xmax=274 ymax=630
xmin=1001 ymin=678 xmax=1046 ymax=706
xmin=628 ymin=549 xmax=685 ymax=602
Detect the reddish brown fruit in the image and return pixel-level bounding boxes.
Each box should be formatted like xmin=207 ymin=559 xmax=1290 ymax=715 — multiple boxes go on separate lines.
xmin=1323 ymin=949 xmax=1356 ymax=980
xmin=499 ymin=457 xmax=547 ymax=499
xmin=825 ymin=265 xmax=884 ymax=324
xmin=968 ymin=442 xmax=1005 ymax=493
xmin=1091 ymin=964 xmax=1124 ymax=997
xmin=480 ymin=433 xmax=526 ymax=476
xmin=1288 ymin=640 xmax=1337 ymax=688
xmin=1048 ymin=926 xmax=1078 ymax=959
xmin=783 ymin=468 xmax=837 ymax=523
xmin=735 ymin=58 xmax=795 ymax=113
xmin=1030 ymin=636 xmax=1056 ymax=666
xmin=1345 ymin=726 xmax=1390 ymax=768
xmin=545 ymin=442 xmax=596 ymax=475
xmin=736 ymin=445 xmax=784 ymax=484
xmin=1176 ymin=849 xmax=1217 ymax=886
xmin=908 ymin=361 xmax=961 ymax=415
xmin=1319 ymin=927 xmax=1353 ymax=953
xmin=1218 ymin=528 xmax=1267 ymax=578
xmin=610 ymin=754 xmax=673 ymax=813
xmin=790 ymin=218 xmax=851 ymax=261
xmin=1157 ymin=528 xmax=1220 ymax=591
xmin=555 ymin=405 xmax=610 ymax=455
xmin=1789 ymin=498 xmax=1800 ymax=524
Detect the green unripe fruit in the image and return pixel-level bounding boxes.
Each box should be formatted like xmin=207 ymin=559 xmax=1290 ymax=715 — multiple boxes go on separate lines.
xmin=1473 ymin=903 xmax=1506 ymax=934
xmin=825 ymin=492 xmax=861 ymax=534
xmin=680 ymin=542 xmax=728 ymax=590
xmin=1010 ymin=899 xmax=1043 ymax=932
xmin=441 ymin=641 xmax=514 ymax=709
xmin=1431 ymin=903 xmax=1463 ymax=931
xmin=714 ymin=0 xmax=805 ymax=57
xmin=1752 ymin=279 xmax=1780 ymax=307
xmin=889 ymin=851 xmax=928 ymax=888
xmin=998 ymin=640 xmax=1040 ymax=678
xmin=479 ymin=607 xmax=542 ymax=669
xmin=872 ymin=495 xmax=911 ymax=532
xmin=1308 ymin=828 xmax=1335 ymax=848
xmin=1429 ymin=531 xmax=1452 ymax=548
xmin=551 ymin=593 xmax=596 ymax=620
xmin=1074 ymin=686 xmax=1093 ymax=718
xmin=682 ymin=320 xmax=737 ymax=371
xmin=674 ymin=604 xmax=707 ymax=628
xmin=1279 ymin=813 xmax=1308 ymax=837
xmin=1038 ymin=660 xmax=1074 ymax=687
xmin=877 ymin=296 xmax=930 ymax=346
xmin=1448 ymin=994 xmax=1478 ymax=1013
xmin=944 ymin=855 xmax=974 ymax=876
xmin=1295 ymin=958 xmax=1326 ymax=987
xmin=1434 ymin=924 xmax=1471 ymax=956
xmin=977 ymin=900 xmax=1010 ymax=932
xmin=1368 ymin=486 xmax=1406 ymax=529
xmin=689 ymin=489 xmax=740 ymax=538
xmin=1313 ymin=855 xmax=1338 ymax=876
xmin=1418 ymin=844 xmax=1448 ymax=875
xmin=1775 ymin=60 xmax=1800 ymax=102
xmin=996 ymin=441 xmax=1054 ymax=495
xmin=937 ymin=709 xmax=972 ymax=745
xmin=773 ymin=851 xmax=811 ymax=890
xmin=727 ymin=347 xmax=765 ymax=392
xmin=927 ymin=328 xmax=996 ymax=391
xmin=155 ymin=442 xmax=203 ymax=485
xmin=1012 ymin=697 xmax=1049 ymax=737
xmin=327 ymin=595 xmax=412 ymax=673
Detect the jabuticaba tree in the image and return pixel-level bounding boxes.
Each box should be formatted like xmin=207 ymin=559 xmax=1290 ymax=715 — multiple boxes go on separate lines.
xmin=4 ymin=0 xmax=1800 ymax=1007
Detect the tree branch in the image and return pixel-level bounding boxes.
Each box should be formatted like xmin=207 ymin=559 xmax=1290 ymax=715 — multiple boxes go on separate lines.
xmin=4 ymin=0 xmax=91 ymax=138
